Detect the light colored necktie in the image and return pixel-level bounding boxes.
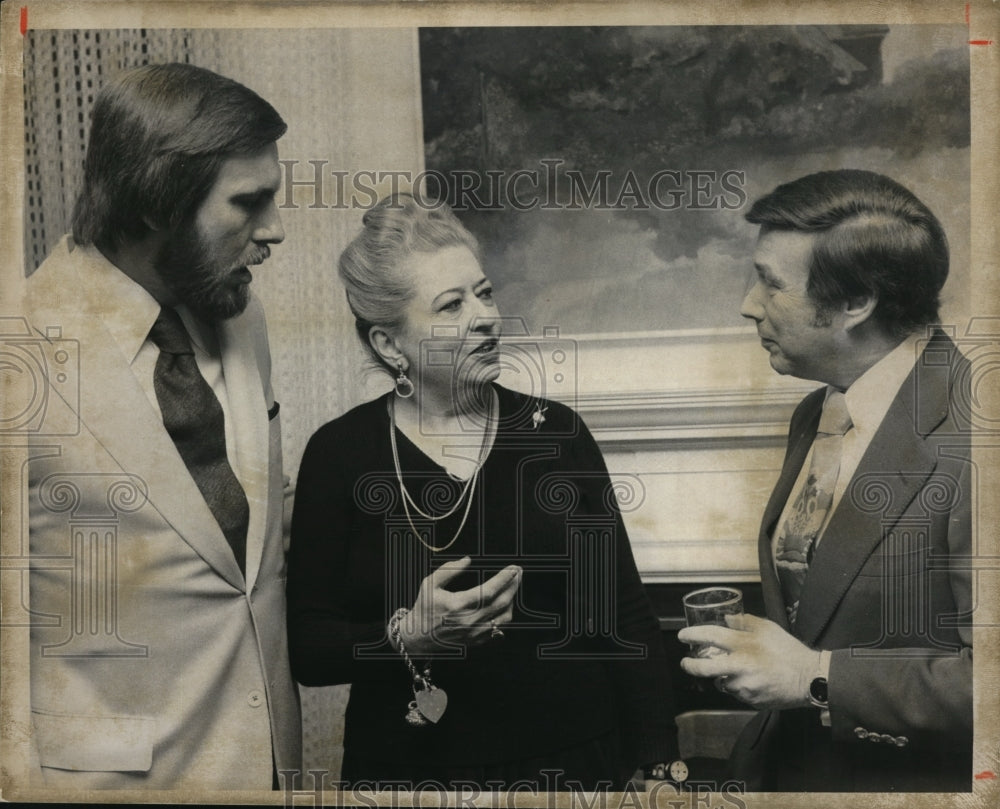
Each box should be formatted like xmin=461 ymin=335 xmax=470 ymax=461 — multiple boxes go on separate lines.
xmin=775 ymin=390 xmax=852 ymax=625
xmin=149 ymin=307 xmax=249 ymax=574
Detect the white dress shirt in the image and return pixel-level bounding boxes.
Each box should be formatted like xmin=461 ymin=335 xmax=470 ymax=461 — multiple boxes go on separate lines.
xmin=772 ymin=332 xmax=926 ymax=562
xmin=83 ymin=244 xmax=244 ymax=485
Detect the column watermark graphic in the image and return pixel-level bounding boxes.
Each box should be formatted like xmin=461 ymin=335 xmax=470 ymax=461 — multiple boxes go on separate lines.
xmin=34 ymin=473 xmax=149 ymax=657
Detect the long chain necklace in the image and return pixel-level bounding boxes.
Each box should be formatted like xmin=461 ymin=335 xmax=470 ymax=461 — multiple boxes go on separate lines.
xmin=387 ymin=389 xmax=497 ymax=552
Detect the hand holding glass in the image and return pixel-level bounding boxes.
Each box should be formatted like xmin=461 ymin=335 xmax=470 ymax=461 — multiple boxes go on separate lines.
xmin=682 ymin=586 xmax=743 ymax=658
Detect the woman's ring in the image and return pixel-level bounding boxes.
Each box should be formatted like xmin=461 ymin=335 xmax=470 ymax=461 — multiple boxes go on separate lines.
xmin=490 ymin=620 xmax=505 ymax=640
xmin=714 ymin=676 xmax=730 ymax=693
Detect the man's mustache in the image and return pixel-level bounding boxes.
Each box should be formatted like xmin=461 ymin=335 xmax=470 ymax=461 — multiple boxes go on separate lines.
xmin=240 ymin=245 xmax=271 ymax=267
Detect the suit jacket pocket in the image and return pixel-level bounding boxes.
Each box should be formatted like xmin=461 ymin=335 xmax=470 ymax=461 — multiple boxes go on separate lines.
xmin=33 ymin=709 xmax=155 ymax=772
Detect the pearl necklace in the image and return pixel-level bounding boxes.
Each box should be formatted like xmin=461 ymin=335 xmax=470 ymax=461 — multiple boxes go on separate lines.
xmin=387 ymin=390 xmax=497 ymax=552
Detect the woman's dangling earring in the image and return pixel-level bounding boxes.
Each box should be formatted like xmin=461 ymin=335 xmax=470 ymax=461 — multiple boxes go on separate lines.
xmin=395 ymin=361 xmax=414 ymax=399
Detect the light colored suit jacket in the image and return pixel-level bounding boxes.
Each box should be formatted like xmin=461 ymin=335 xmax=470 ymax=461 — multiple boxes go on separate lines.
xmin=25 ymin=238 xmax=301 ymax=790
xmin=731 ymin=329 xmax=972 ymax=792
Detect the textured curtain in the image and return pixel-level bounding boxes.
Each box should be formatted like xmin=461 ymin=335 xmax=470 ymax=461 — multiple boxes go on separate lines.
xmin=23 ymin=29 xmax=197 ymax=273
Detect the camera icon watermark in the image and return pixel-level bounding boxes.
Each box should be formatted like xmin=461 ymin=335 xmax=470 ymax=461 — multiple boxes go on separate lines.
xmin=0 ymin=316 xmax=79 ymax=436
xmin=413 ymin=317 xmax=579 ymax=437
xmin=498 ymin=324 xmax=578 ymax=424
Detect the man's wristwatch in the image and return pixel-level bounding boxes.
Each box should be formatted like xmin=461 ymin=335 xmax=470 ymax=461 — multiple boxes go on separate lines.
xmin=644 ymin=760 xmax=689 ymax=783
xmin=808 ymin=675 xmax=829 ymax=708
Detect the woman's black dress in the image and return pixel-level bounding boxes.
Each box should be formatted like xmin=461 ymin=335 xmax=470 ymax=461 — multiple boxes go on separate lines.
xmin=287 ymin=384 xmax=677 ymax=789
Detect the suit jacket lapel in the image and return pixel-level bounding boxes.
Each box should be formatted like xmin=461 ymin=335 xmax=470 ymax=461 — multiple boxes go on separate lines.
xmin=217 ymin=310 xmax=269 ymax=590
xmin=31 ymin=241 xmax=245 ymax=589
xmin=793 ymin=353 xmax=945 ymax=645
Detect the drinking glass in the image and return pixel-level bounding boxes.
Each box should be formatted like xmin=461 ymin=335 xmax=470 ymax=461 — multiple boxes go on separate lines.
xmin=682 ymin=586 xmax=743 ymax=658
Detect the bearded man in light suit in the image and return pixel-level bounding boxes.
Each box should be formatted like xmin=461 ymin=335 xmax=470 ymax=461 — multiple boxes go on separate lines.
xmin=680 ymin=170 xmax=972 ymax=792
xmin=26 ymin=63 xmax=301 ymax=789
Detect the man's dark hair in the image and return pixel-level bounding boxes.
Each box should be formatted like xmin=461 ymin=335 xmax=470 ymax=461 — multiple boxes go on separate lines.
xmin=746 ymin=169 xmax=949 ymax=337
xmin=72 ymin=63 xmax=287 ymax=250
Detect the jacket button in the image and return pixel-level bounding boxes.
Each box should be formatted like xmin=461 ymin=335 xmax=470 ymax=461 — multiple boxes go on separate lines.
xmin=248 ymin=690 xmax=264 ymax=707
xmin=854 ymin=727 xmax=869 ymax=739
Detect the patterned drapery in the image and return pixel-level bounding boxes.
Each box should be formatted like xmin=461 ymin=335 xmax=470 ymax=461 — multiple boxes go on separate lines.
xmin=23 ymin=29 xmax=197 ymax=273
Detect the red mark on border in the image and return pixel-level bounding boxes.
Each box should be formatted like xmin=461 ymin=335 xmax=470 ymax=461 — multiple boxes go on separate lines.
xmin=969 ymin=40 xmax=994 ymax=46
xmin=965 ymin=3 xmax=970 ymax=27
xmin=974 ymin=771 xmax=996 ymax=780
xmin=20 ymin=6 xmax=28 ymax=35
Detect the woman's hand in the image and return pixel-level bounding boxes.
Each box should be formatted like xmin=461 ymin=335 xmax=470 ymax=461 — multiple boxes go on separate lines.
xmin=397 ymin=556 xmax=522 ymax=657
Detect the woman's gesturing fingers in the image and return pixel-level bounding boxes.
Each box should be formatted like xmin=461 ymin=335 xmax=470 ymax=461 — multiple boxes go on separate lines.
xmin=443 ymin=564 xmax=522 ymax=642
xmin=404 ymin=560 xmax=523 ymax=653
xmin=477 ymin=565 xmax=522 ymax=608
xmin=428 ymin=555 xmax=473 ymax=589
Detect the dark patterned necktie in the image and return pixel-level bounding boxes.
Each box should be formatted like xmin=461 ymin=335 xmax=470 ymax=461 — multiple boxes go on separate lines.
xmin=775 ymin=390 xmax=852 ymax=625
xmin=148 ymin=307 xmax=249 ymax=575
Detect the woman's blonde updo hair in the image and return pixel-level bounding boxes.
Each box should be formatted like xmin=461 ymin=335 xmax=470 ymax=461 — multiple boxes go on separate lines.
xmin=338 ymin=193 xmax=482 ymax=373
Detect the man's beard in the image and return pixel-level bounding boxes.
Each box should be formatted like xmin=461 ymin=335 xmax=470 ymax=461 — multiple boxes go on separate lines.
xmin=155 ymin=225 xmax=269 ymax=322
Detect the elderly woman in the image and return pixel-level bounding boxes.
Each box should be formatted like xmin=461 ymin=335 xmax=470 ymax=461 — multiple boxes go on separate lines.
xmin=287 ymin=195 xmax=678 ymax=790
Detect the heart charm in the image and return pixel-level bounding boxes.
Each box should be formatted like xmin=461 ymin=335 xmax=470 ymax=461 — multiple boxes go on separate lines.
xmin=415 ymin=686 xmax=448 ymax=724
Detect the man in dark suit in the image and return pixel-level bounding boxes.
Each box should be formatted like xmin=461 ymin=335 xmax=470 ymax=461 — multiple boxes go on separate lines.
xmin=680 ymin=170 xmax=972 ymax=792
